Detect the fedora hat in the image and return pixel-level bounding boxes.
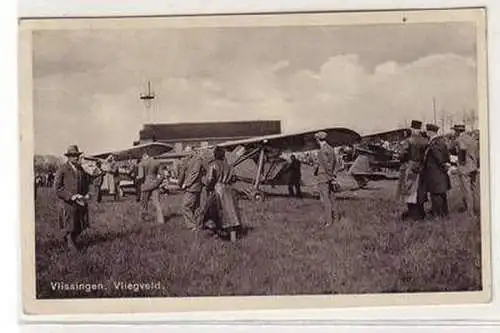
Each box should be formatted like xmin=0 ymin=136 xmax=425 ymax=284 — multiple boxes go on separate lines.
xmin=425 ymin=123 xmax=440 ymax=133
xmin=64 ymin=145 xmax=82 ymax=156
xmin=410 ymin=120 xmax=422 ymax=130
xmin=452 ymin=124 xmax=466 ymax=132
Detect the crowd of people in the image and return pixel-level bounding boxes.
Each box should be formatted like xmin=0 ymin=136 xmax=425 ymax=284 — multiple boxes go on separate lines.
xmin=47 ymin=123 xmax=479 ymax=250
xmin=396 ymin=120 xmax=479 ymax=221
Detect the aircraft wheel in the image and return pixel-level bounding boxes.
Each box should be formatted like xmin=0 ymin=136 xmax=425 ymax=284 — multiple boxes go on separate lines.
xmin=254 ymin=192 xmax=265 ymax=202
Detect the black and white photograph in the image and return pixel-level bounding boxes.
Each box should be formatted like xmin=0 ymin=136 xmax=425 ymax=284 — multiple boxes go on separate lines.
xmin=19 ymin=8 xmax=491 ymax=314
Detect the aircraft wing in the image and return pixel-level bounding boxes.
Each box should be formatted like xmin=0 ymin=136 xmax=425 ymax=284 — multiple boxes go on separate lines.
xmin=361 ymin=128 xmax=410 ymax=143
xmin=216 ymin=127 xmax=361 ymax=152
xmin=90 ymin=142 xmax=173 ymax=161
xmin=155 ymin=128 xmax=360 ymax=160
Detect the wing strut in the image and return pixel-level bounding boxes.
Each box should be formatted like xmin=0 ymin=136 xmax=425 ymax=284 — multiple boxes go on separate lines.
xmin=254 ymin=148 xmax=265 ymax=191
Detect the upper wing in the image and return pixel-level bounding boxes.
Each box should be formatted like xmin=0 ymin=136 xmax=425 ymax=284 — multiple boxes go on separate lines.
xmin=154 ymin=128 xmax=360 ymax=165
xmin=216 ymin=127 xmax=361 ymax=152
xmin=361 ymin=128 xmax=409 ymax=143
xmin=91 ymin=142 xmax=173 ymax=161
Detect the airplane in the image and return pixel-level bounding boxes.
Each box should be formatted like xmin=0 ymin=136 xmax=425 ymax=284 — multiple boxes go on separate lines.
xmin=155 ymin=127 xmax=362 ymax=201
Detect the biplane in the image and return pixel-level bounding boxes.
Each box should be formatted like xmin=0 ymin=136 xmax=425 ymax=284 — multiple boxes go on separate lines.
xmin=155 ymin=127 xmax=361 ymax=201
xmin=343 ymin=128 xmax=410 ymax=186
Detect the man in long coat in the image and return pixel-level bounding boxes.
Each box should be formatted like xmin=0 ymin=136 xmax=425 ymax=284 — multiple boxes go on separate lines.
xmin=199 ymin=146 xmax=242 ymax=235
xmin=397 ymin=120 xmax=428 ymax=220
xmin=450 ymin=124 xmax=479 ymax=216
xmin=53 ymin=145 xmax=92 ymax=250
xmin=138 ymin=153 xmax=165 ymax=224
xmin=313 ymin=131 xmax=338 ymax=225
xmin=178 ymin=148 xmax=205 ymax=230
xmin=421 ymin=124 xmax=452 ymax=218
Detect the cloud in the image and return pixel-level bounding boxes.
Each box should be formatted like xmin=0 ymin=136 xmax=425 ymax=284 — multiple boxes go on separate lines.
xmin=32 ymin=26 xmax=478 ymax=155
xmin=279 ymin=53 xmax=477 ymax=134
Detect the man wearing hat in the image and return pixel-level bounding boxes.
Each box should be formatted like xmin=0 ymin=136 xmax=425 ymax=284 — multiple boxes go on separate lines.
xmin=397 ymin=120 xmax=428 ymax=220
xmin=451 ymin=124 xmax=479 ymax=215
xmin=422 ymin=124 xmax=452 ymax=217
xmin=313 ymin=131 xmax=338 ymax=225
xmin=53 ymin=145 xmax=92 ymax=250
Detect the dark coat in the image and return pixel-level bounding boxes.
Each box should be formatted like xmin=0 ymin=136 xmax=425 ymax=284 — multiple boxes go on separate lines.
xmin=422 ymin=135 xmax=451 ymax=194
xmin=53 ymin=162 xmax=91 ymax=233
xmin=287 ymin=159 xmax=302 ymax=183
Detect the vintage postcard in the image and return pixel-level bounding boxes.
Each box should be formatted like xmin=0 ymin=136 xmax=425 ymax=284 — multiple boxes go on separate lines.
xmin=19 ymin=7 xmax=491 ymax=315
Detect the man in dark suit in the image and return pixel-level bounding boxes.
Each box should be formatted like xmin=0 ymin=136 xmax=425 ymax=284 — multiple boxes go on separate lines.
xmin=422 ymin=124 xmax=451 ymax=218
xmin=53 ymin=145 xmax=92 ymax=250
xmin=314 ymin=131 xmax=337 ymax=226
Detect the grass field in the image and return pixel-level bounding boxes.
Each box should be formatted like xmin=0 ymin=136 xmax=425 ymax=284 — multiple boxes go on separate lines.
xmin=34 ymin=171 xmax=482 ymax=299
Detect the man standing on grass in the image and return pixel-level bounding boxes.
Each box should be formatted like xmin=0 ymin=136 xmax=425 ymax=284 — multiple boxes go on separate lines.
xmin=178 ymin=146 xmax=205 ymax=230
xmin=422 ymin=124 xmax=452 ymax=218
xmin=450 ymin=124 xmax=479 ymax=216
xmin=313 ymin=131 xmax=338 ymax=226
xmin=53 ymin=145 xmax=92 ymax=251
xmin=138 ymin=152 xmax=165 ymax=224
xmin=287 ymin=154 xmax=302 ymax=198
xmin=397 ymin=120 xmax=428 ymax=220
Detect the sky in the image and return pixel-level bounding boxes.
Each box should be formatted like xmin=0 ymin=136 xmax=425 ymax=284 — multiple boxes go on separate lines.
xmin=33 ymin=22 xmax=478 ymax=155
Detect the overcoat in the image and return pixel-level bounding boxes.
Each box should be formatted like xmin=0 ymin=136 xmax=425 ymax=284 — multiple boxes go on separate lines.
xmin=422 ymin=135 xmax=451 ymax=194
xmin=199 ymin=159 xmax=241 ymax=229
xmin=53 ymin=162 xmax=91 ymax=233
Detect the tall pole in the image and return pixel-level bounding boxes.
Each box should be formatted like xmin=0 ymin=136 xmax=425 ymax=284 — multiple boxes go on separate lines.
xmin=432 ymin=97 xmax=437 ymax=125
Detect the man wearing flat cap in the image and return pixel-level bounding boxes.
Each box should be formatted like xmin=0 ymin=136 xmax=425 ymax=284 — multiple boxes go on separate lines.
xmin=53 ymin=145 xmax=92 ymax=250
xmin=314 ymin=131 xmax=338 ymax=225
xmin=451 ymin=124 xmax=479 ymax=215
xmin=397 ymin=120 xmax=428 ymax=220
xmin=421 ymin=124 xmax=452 ymax=217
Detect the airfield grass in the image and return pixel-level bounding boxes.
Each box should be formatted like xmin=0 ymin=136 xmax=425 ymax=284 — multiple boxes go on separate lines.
xmin=34 ymin=174 xmax=482 ymax=298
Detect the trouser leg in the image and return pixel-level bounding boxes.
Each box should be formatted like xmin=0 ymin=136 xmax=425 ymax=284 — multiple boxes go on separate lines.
xmin=295 ymin=183 xmax=302 ymax=198
xmin=430 ymin=194 xmax=442 ymax=217
xmin=135 ymin=182 xmax=141 ymax=202
xmin=141 ymin=190 xmax=151 ymax=219
xmin=431 ymin=193 xmax=448 ymax=217
xmin=151 ymin=189 xmax=164 ymax=224
xmin=458 ymin=173 xmax=472 ymax=213
xmin=319 ymin=182 xmax=333 ymax=225
xmin=288 ymin=184 xmax=295 ymax=196
xmin=96 ymin=187 xmax=102 ymax=203
xmin=182 ymin=191 xmax=200 ymax=228
xmin=442 ymin=192 xmax=449 ymax=216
